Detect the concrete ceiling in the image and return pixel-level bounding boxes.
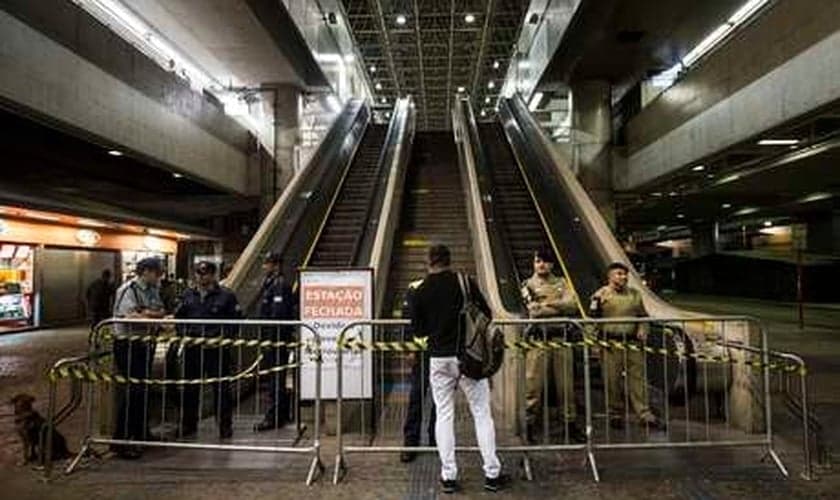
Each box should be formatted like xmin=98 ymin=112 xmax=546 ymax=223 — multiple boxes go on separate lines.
xmin=0 ymin=107 xmax=257 ymax=232
xmin=618 ymin=99 xmax=840 ymax=231
xmin=125 ymin=0 xmax=313 ymax=88
xmin=541 ymin=0 xmax=743 ymax=84
xmin=342 ymin=0 xmax=528 ymax=130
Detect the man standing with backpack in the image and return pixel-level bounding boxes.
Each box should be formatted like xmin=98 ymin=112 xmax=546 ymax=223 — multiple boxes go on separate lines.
xmin=410 ymin=244 xmax=506 ymax=494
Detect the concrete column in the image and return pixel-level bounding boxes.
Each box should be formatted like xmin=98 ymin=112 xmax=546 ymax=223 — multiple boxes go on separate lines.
xmin=690 ymin=222 xmax=719 ymax=257
xmin=571 ymin=80 xmax=615 ymax=228
xmin=805 ymin=210 xmax=840 ymax=255
xmin=272 ymin=84 xmax=303 ymax=199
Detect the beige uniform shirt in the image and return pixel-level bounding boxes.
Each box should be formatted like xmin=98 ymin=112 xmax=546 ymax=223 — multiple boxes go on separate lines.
xmin=520 ymin=273 xmax=579 ymax=318
xmin=591 ymin=285 xmax=647 ymax=336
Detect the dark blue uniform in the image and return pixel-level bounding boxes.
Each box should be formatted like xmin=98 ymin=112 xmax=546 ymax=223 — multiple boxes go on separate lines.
xmin=257 ymin=272 xmax=297 ymax=426
xmin=402 ymin=279 xmax=436 ymax=449
xmin=175 ymin=284 xmax=241 ymax=437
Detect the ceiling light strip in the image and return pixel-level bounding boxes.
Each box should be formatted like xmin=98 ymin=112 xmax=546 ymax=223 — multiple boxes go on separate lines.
xmin=469 ymin=0 xmax=496 ymax=106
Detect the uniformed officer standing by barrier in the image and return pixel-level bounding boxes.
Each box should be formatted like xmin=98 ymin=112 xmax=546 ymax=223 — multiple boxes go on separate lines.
xmin=111 ymin=257 xmax=165 ymax=459
xmin=176 ymin=261 xmax=242 ymax=439
xmin=400 ymin=277 xmax=436 ymax=463
xmin=254 ymin=252 xmax=297 ymax=432
xmin=589 ymin=262 xmax=663 ymax=429
xmin=521 ymin=248 xmax=585 ymax=443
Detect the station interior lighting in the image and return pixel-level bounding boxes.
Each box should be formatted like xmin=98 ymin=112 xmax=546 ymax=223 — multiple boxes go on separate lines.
xmin=757 ymin=139 xmax=800 ymax=146
xmin=722 ymin=203 xmax=732 ymax=209
xmin=457 ymin=86 xmax=465 ymax=93
xmin=172 ymin=172 xmax=183 ymax=179
xmin=487 ymin=81 xmax=495 ymax=89
xmin=484 ymin=96 xmax=491 ymax=104
xmin=375 ymin=82 xmax=382 ymax=90
xmin=493 ymin=60 xmax=500 ymax=69
xmin=464 ymin=14 xmax=475 ymax=23
xmin=528 ymin=91 xmax=543 ymax=111
xmin=396 ymin=14 xmax=407 ymax=25
xmin=650 ymin=0 xmax=770 ymax=88
xmin=692 ymin=164 xmax=706 ymax=172
xmin=107 ymin=149 xmax=123 ymax=157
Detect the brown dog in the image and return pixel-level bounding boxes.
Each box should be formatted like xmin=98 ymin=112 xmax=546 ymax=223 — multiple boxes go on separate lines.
xmin=10 ymin=393 xmax=72 ymax=466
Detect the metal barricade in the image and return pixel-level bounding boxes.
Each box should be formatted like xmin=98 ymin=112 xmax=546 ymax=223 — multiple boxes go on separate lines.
xmin=45 ymin=318 xmax=324 ymax=485
xmin=332 ymin=319 xmax=532 ymax=484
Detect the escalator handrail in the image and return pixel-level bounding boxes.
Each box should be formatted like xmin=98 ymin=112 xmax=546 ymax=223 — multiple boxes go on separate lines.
xmin=502 ymin=95 xmax=686 ymax=318
xmin=494 ymin=102 xmax=589 ymax=319
xmin=451 ymin=100 xmax=514 ymax=319
xmin=224 ymin=100 xmax=368 ymax=304
xmin=368 ymin=98 xmax=415 ymax=317
xmin=299 ymin=110 xmax=373 ymax=270
xmin=349 ymin=104 xmax=404 ymax=265
xmin=461 ymin=102 xmax=525 ymax=313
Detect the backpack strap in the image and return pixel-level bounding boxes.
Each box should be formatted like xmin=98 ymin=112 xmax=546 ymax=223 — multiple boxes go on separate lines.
xmin=457 ymin=272 xmax=470 ymax=311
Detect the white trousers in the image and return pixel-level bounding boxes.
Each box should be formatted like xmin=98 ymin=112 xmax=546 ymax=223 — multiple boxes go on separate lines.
xmin=429 ymin=356 xmax=501 ymax=481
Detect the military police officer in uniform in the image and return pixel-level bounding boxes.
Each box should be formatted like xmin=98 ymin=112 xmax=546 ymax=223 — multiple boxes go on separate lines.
xmin=521 ymin=248 xmax=585 ymax=443
xmin=590 ymin=261 xmax=663 ymax=429
xmin=254 ymin=252 xmax=297 ymax=432
xmin=400 ymin=278 xmax=437 ymax=463
xmin=176 ymin=261 xmax=241 ymax=439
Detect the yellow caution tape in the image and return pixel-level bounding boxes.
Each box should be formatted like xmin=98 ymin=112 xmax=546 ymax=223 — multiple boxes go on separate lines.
xmin=100 ymin=331 xmax=304 ymax=350
xmin=49 ymin=355 xmax=301 ymax=385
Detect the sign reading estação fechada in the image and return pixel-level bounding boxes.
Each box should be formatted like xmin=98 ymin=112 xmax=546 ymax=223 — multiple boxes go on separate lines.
xmin=299 ymin=268 xmax=373 ymax=400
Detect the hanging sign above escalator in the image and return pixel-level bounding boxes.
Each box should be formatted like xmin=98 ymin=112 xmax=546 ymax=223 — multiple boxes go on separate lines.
xmin=299 ymin=268 xmax=373 ymax=400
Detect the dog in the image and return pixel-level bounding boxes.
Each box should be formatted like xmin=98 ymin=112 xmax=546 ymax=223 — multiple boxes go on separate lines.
xmin=10 ymin=393 xmax=72 ymax=466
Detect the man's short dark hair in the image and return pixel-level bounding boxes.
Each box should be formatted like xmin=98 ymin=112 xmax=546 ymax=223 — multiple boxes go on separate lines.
xmin=136 ymin=257 xmax=163 ymax=274
xmin=102 ymin=269 xmax=112 ymax=278
xmin=427 ymin=244 xmax=451 ymax=267
xmin=607 ymin=262 xmax=629 ymax=273
xmin=534 ymin=247 xmax=556 ymax=264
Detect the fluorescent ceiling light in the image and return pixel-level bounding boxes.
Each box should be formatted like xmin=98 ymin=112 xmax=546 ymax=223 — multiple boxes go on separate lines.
xmin=396 ymin=14 xmax=407 ymax=25
xmin=734 ymin=207 xmax=759 ymax=216
xmin=528 ymin=91 xmax=544 ymax=111
xmin=729 ymin=0 xmax=769 ymax=25
xmin=676 ymin=214 xmax=685 ymax=219
xmin=691 ymin=165 xmax=706 ymax=172
xmin=668 ymin=191 xmax=678 ymax=197
xmin=380 ymin=97 xmax=387 ymax=104
xmin=457 ymin=86 xmax=465 ymax=93
xmin=683 ymin=24 xmax=730 ymax=67
xmin=707 ymin=173 xmax=715 ymax=179
xmin=651 ymin=192 xmax=663 ymax=197
xmin=493 ymin=60 xmax=500 ymax=69
xmin=375 ymin=82 xmax=382 ymax=90
xmin=719 ymin=173 xmax=741 ymax=184
xmin=799 ymin=192 xmax=833 ymax=204
xmin=78 ymin=219 xmax=108 ymax=228
xmin=763 ymin=220 xmax=773 ymax=227
xmin=369 ymin=65 xmax=376 ymax=73
xmin=464 ymin=14 xmax=475 ymax=23
xmin=487 ymin=81 xmax=495 ymax=89
xmin=721 ymin=203 xmax=732 ymax=209
xmin=484 ymin=97 xmax=491 ymax=104
xmin=657 ymin=225 xmax=667 ymax=231
xmin=108 ymin=149 xmax=123 ymax=157
xmin=757 ymin=139 xmax=799 ymax=146
xmin=480 ymin=110 xmax=486 ymax=117
xmin=172 ymin=172 xmax=183 ymax=179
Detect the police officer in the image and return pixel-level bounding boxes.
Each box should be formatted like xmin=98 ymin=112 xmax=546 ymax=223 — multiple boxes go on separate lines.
xmin=400 ymin=278 xmax=437 ymax=463
xmin=254 ymin=252 xmax=297 ymax=432
xmin=176 ymin=261 xmax=241 ymax=439
xmin=590 ymin=261 xmax=663 ymax=429
xmin=111 ymin=257 xmax=166 ymax=459
xmin=521 ymin=248 xmax=585 ymax=443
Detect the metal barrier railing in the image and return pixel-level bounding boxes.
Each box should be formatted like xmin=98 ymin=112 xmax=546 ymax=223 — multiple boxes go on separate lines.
xmin=43 ymin=315 xmax=814 ymax=485
xmin=45 ymin=318 xmax=324 ymax=484
xmin=331 ymin=316 xmax=812 ymax=483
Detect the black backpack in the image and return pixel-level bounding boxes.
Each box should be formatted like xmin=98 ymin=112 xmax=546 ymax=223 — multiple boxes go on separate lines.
xmin=456 ymin=273 xmax=504 ymax=380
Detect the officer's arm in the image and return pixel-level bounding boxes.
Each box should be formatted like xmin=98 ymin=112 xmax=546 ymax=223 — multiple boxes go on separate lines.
xmin=635 ymin=292 xmax=650 ymax=339
xmin=544 ymin=280 xmax=579 ymax=316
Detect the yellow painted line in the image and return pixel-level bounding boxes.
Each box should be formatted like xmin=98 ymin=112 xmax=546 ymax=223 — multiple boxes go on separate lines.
xmin=403 ymin=238 xmax=429 ymax=247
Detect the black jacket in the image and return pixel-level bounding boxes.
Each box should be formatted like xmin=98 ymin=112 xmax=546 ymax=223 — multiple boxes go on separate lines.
xmin=175 ymin=284 xmax=241 ymax=338
xmin=410 ymin=270 xmax=491 ymax=357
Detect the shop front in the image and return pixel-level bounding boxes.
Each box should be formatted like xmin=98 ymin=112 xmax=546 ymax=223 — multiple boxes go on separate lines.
xmin=0 ymin=208 xmax=188 ymax=333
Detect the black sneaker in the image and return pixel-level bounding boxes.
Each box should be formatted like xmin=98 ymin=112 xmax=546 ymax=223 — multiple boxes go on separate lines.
xmin=440 ymin=479 xmax=459 ymax=494
xmin=484 ymin=473 xmax=509 ymax=492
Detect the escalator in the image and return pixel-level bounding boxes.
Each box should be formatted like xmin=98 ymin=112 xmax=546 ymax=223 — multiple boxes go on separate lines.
xmin=306 ymin=125 xmax=387 ymax=267
xmin=382 ymin=132 xmax=475 ymax=318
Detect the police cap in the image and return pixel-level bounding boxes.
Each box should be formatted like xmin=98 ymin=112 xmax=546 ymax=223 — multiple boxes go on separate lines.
xmin=606 ymin=261 xmax=629 ymax=273
xmin=263 ymin=252 xmax=282 ymax=265
xmin=136 ymin=257 xmax=163 ymax=274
